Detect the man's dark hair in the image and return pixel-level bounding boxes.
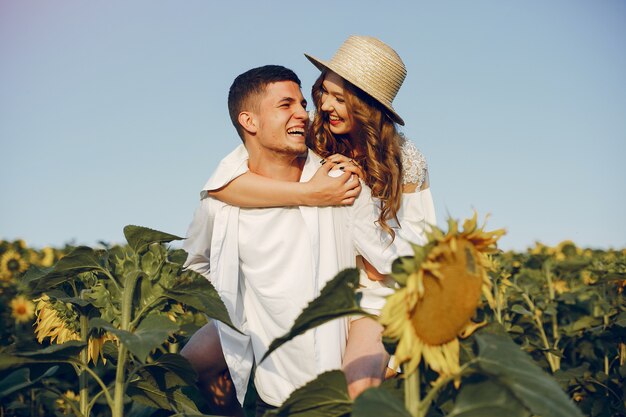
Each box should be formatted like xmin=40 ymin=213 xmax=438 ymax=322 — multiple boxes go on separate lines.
xmin=228 ymin=65 xmax=302 ymax=140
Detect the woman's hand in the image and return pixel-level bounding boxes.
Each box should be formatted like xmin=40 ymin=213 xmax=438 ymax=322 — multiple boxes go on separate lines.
xmin=324 ymin=154 xmax=365 ymax=180
xmin=303 ymin=159 xmax=362 ymax=206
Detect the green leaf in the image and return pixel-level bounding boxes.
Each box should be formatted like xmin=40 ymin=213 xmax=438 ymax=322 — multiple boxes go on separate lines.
xmin=0 ymin=354 xmax=30 ymax=370
xmin=560 ymin=316 xmax=601 ymax=335
xmin=613 ymin=311 xmax=626 ymax=327
xmin=553 ymin=363 xmax=590 ymax=386
xmin=168 ymin=249 xmax=189 ymax=265
xmin=144 ymin=353 xmax=198 ymax=387
xmin=163 ymin=270 xmax=239 ymax=333
xmin=18 ymin=340 xmax=87 ymax=359
xmin=262 ymin=269 xmax=365 ymax=362
xmin=0 ymin=341 xmax=87 ymax=370
xmin=124 ymin=225 xmax=183 ymax=254
xmin=90 ymin=315 xmax=178 ymax=363
xmin=166 ymin=414 xmax=219 ymax=417
xmin=45 ymin=289 xmax=93 ymax=307
xmin=510 ymin=304 xmax=533 ymax=316
xmin=352 ymin=387 xmax=411 ymax=417
xmin=0 ymin=366 xmax=59 ymax=397
xmin=127 ymin=377 xmax=202 ymax=414
xmin=266 ymin=370 xmax=352 ymax=417
xmin=390 ymin=256 xmax=416 ymax=286
xmin=34 ymin=246 xmax=104 ymax=289
xmin=475 ymin=333 xmax=585 ymax=417
xmin=128 ymin=364 xmax=215 ymax=416
xmin=18 ymin=265 xmax=53 ymax=287
xmin=446 ymin=378 xmax=531 ymax=417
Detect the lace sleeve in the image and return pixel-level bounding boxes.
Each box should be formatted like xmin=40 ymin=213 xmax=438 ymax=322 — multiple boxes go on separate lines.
xmin=401 ymin=140 xmax=428 ymax=188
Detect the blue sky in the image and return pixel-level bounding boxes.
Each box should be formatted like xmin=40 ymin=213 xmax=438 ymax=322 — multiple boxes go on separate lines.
xmin=1 ymin=0 xmax=625 ymax=251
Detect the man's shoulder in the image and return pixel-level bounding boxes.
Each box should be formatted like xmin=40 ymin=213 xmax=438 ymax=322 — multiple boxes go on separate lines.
xmin=299 ymin=149 xmax=323 ymax=182
xmin=199 ymin=144 xmax=249 ymax=195
xmin=307 ymin=149 xmax=323 ymax=162
xmin=303 ymin=149 xmax=324 ymax=169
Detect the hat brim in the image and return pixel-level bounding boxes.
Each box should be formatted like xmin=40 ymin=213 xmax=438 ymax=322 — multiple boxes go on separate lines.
xmin=304 ymin=53 xmax=405 ymax=126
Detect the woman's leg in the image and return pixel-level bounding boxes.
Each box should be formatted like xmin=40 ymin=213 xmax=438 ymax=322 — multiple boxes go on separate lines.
xmin=342 ymin=316 xmax=390 ymax=399
xmin=181 ymin=321 xmax=243 ymax=417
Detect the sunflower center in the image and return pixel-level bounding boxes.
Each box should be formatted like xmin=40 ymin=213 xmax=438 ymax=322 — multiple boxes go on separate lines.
xmin=8 ymin=259 xmax=20 ymax=272
xmin=410 ymin=239 xmax=484 ymax=345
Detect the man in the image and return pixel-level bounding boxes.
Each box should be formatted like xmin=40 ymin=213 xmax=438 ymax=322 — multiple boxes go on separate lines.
xmin=181 ymin=65 xmax=412 ymax=416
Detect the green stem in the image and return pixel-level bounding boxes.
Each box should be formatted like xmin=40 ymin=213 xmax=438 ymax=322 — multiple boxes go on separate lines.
xmin=79 ymin=292 xmax=89 ymax=416
xmin=130 ymin=296 xmax=165 ymax=328
xmin=112 ymin=272 xmax=141 ymax=417
xmin=544 ymin=263 xmax=561 ymax=370
xmin=101 ymin=268 xmax=123 ymax=292
xmin=113 ymin=345 xmax=129 ymax=417
xmin=419 ymin=362 xmax=473 ymax=416
xmin=405 ymin=368 xmax=420 ymax=417
xmin=30 ymin=389 xmax=35 ymax=417
xmin=492 ymin=279 xmax=503 ymax=324
xmin=603 ymin=315 xmax=610 ymax=375
xmin=87 ymin=388 xmax=106 ymax=415
xmin=522 ymin=293 xmax=557 ymax=372
xmin=64 ymin=359 xmax=115 ymax=410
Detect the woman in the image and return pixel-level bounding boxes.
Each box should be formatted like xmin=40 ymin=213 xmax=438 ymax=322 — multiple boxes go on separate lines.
xmin=210 ymin=36 xmax=436 ymax=397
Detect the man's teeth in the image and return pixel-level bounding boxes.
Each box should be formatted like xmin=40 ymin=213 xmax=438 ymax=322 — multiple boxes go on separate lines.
xmin=287 ymin=129 xmax=304 ymax=135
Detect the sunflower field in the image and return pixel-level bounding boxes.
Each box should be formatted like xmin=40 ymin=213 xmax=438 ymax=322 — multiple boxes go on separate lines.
xmin=0 ymin=220 xmax=624 ymax=417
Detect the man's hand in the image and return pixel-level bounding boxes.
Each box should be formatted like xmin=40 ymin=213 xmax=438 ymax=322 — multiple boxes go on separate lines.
xmin=303 ymin=159 xmax=361 ymax=206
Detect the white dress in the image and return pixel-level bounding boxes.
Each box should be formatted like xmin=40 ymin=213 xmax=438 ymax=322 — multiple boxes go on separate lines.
xmin=356 ymin=140 xmax=437 ymax=314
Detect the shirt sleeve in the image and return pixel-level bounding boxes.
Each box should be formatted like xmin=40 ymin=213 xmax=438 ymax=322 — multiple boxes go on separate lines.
xmin=202 ymin=145 xmax=250 ymax=192
xmin=397 ymin=188 xmax=437 ymax=245
xmin=182 ymin=197 xmax=215 ymax=279
xmin=349 ymin=183 xmax=414 ymax=275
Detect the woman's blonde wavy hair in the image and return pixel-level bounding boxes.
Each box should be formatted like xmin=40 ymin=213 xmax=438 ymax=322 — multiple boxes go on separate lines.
xmin=308 ymin=71 xmax=404 ymax=240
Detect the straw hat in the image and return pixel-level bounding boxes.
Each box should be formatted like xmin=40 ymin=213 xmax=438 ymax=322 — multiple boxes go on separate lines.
xmin=305 ymin=35 xmax=407 ymax=125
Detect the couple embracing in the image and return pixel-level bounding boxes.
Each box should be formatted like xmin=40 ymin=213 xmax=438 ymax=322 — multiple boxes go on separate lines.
xmin=181 ymin=35 xmax=436 ymax=416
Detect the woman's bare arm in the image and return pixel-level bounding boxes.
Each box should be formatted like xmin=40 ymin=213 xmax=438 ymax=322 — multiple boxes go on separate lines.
xmin=208 ymin=160 xmax=362 ymax=208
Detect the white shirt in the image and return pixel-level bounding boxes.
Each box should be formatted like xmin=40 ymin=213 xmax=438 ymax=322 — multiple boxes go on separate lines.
xmin=238 ymin=207 xmax=316 ymax=404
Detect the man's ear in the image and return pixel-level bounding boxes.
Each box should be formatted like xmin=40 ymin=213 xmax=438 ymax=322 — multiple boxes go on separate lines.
xmin=238 ymin=111 xmax=257 ymax=134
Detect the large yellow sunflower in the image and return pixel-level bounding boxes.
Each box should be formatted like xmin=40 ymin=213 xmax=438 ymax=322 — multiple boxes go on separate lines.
xmin=380 ymin=213 xmax=505 ymax=377
xmin=34 ymin=295 xmax=114 ymax=364
xmin=10 ymin=295 xmax=36 ymax=324
xmin=0 ymin=250 xmax=28 ymax=281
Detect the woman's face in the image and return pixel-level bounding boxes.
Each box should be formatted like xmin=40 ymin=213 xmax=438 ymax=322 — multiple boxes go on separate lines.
xmin=320 ymin=71 xmax=355 ymax=137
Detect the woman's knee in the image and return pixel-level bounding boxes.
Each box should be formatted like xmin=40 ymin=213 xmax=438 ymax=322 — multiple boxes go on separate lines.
xmin=181 ymin=321 xmax=227 ymax=376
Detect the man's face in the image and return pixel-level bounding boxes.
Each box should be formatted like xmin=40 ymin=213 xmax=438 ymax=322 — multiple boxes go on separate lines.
xmin=253 ymin=81 xmax=308 ymax=156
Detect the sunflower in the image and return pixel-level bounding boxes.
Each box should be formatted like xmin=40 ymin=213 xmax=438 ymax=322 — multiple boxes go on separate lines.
xmin=39 ymin=247 xmax=56 ymax=267
xmin=0 ymin=249 xmax=28 ymax=281
xmin=10 ymin=295 xmax=36 ymax=323
xmin=380 ymin=213 xmax=505 ymax=377
xmin=554 ymin=240 xmax=581 ymax=261
xmin=55 ymin=390 xmax=79 ymax=415
xmin=529 ymin=242 xmax=552 ymax=256
xmin=552 ymin=280 xmax=569 ymax=295
xmin=34 ymin=294 xmax=114 ymax=364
